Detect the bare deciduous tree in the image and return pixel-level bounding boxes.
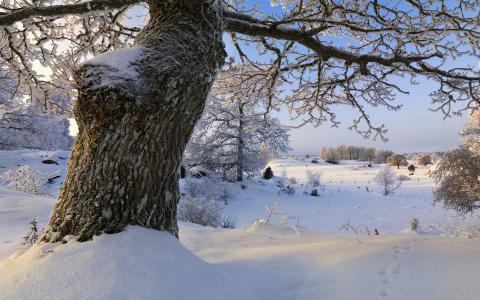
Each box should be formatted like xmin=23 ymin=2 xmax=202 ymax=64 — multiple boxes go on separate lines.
xmin=417 ymin=155 xmax=432 ymax=166
xmin=387 ymin=154 xmax=408 ymax=169
xmin=184 ymin=65 xmax=290 ymax=181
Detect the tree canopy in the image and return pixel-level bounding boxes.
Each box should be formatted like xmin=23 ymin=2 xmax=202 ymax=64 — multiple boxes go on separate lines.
xmin=1 ymin=0 xmax=479 ymax=139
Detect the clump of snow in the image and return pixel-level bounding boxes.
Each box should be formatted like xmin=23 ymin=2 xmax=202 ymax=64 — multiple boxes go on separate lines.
xmin=246 ymin=219 xmax=301 ymax=236
xmin=83 ymin=47 xmax=143 ymax=89
xmin=85 ymin=47 xmax=141 ymax=77
xmin=0 ymin=226 xmax=257 ymax=300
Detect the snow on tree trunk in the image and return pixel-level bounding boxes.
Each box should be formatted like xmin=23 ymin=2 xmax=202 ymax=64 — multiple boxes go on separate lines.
xmin=42 ymin=0 xmax=226 ymax=242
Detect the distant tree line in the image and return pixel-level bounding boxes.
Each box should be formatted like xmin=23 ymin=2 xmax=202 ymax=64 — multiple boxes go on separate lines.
xmin=320 ymin=146 xmax=393 ymax=163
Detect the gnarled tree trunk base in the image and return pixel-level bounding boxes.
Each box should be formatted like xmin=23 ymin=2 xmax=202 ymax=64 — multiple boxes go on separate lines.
xmin=42 ymin=0 xmax=226 ymax=242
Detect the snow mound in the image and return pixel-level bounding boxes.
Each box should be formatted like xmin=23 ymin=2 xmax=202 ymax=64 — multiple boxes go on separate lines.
xmin=0 ymin=226 xmax=257 ymax=300
xmin=246 ymin=219 xmax=301 ymax=236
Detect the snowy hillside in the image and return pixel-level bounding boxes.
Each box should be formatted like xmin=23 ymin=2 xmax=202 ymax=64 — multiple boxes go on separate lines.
xmin=0 ymin=150 xmax=479 ymax=299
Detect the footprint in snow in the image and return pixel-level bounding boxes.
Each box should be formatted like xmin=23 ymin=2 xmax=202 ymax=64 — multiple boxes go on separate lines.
xmin=377 ymin=240 xmax=416 ymax=297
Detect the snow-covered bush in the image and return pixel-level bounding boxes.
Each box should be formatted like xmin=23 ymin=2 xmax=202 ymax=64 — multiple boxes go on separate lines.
xmin=178 ymin=198 xmax=224 ymax=227
xmin=305 ymin=170 xmax=322 ymax=196
xmin=183 ymin=177 xmax=232 ymax=204
xmin=220 ymin=215 xmax=237 ymax=229
xmin=277 ymin=178 xmax=296 ymax=195
xmin=433 ymin=111 xmax=480 ymax=215
xmin=23 ymin=218 xmax=39 ymax=245
xmin=433 ymin=147 xmax=480 ymax=215
xmin=2 ymin=165 xmax=46 ymax=194
xmin=410 ymin=218 xmax=419 ymax=232
xmin=306 ymin=170 xmax=321 ymax=187
xmin=374 ymin=166 xmax=401 ymax=196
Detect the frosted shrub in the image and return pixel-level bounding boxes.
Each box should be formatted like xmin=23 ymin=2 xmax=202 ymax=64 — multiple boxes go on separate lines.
xmin=184 ymin=177 xmax=232 ymax=204
xmin=23 ymin=218 xmax=39 ymax=245
xmin=178 ymin=197 xmax=223 ymax=227
xmin=433 ymin=147 xmax=480 ymax=215
xmin=305 ymin=170 xmax=322 ymax=196
xmin=374 ymin=166 xmax=401 ymax=196
xmin=306 ymin=170 xmax=321 ymax=187
xmin=221 ymin=215 xmax=237 ymax=229
xmin=410 ymin=218 xmax=419 ymax=232
xmin=2 ymin=166 xmax=46 ymax=194
xmin=277 ymin=178 xmax=296 ymax=195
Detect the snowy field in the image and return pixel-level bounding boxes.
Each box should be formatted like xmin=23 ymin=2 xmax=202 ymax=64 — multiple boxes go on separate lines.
xmin=0 ymin=150 xmax=479 ymax=299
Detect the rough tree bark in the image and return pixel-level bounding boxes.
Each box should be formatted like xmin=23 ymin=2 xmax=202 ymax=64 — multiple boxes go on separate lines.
xmin=42 ymin=0 xmax=226 ymax=242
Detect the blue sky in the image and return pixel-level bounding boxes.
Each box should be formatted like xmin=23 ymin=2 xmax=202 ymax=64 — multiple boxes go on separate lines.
xmin=223 ymin=1 xmax=472 ymax=155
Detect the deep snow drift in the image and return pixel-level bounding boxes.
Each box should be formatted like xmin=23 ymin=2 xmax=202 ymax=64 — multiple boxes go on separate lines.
xmin=0 ymin=226 xmax=256 ymax=300
xmin=0 ymin=150 xmax=479 ymax=299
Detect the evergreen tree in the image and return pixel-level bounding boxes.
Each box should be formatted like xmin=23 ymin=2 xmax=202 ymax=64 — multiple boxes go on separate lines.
xmin=263 ymin=167 xmax=274 ymax=180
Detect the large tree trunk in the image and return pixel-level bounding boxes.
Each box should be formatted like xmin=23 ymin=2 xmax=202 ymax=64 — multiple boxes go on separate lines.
xmin=42 ymin=0 xmax=226 ymax=242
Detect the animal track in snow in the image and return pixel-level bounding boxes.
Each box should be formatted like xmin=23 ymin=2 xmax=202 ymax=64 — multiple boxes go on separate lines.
xmin=377 ymin=239 xmax=416 ymax=298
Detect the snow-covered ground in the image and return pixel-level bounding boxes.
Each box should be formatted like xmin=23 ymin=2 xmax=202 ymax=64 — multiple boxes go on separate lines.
xmin=0 ymin=150 xmax=479 ymax=299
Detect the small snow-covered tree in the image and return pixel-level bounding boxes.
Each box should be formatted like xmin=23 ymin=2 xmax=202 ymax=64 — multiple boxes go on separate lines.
xmin=305 ymin=170 xmax=321 ymax=187
xmin=23 ymin=218 xmax=39 ymax=245
xmin=305 ymin=170 xmax=321 ymax=196
xmin=433 ymin=147 xmax=480 ymax=215
xmin=417 ymin=154 xmax=432 ymax=166
xmin=387 ymin=154 xmax=408 ymax=169
xmin=185 ymin=65 xmax=290 ymax=181
xmin=434 ymin=111 xmax=480 ymax=215
xmin=374 ymin=166 xmax=401 ymax=196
